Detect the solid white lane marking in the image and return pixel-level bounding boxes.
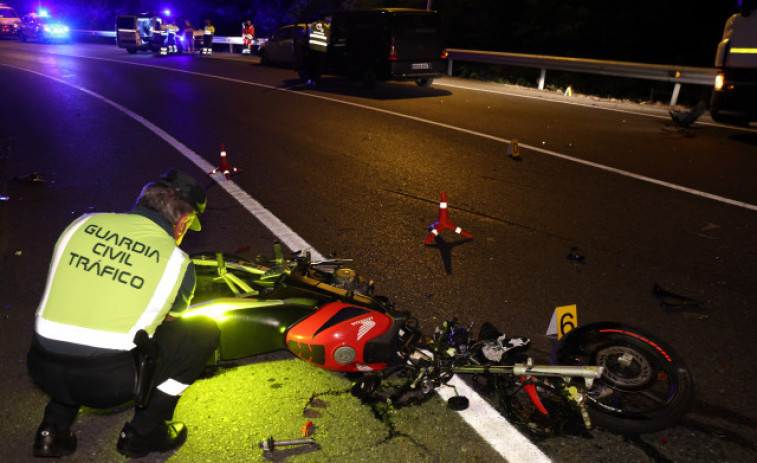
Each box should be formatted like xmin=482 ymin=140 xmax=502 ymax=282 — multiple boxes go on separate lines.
xmin=438 ymin=377 xmax=552 ymax=463
xmin=40 ymin=51 xmax=757 ymax=212
xmin=1 ymin=63 xmax=324 ymax=261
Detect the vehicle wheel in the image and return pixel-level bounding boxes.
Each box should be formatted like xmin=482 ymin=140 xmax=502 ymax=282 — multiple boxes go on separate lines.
xmin=415 ymin=78 xmax=434 ymax=87
xmin=259 ymin=50 xmax=269 ymax=65
xmin=18 ymin=32 xmax=26 ymax=42
xmin=362 ymin=69 xmax=377 ymax=89
xmin=710 ymin=110 xmax=749 ymax=127
xmin=556 ymin=322 xmax=693 ymax=434
xmin=126 ymin=47 xmax=137 ymax=54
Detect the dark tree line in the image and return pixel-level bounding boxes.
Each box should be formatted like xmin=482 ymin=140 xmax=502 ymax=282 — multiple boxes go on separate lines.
xmin=13 ymin=0 xmax=736 ymax=66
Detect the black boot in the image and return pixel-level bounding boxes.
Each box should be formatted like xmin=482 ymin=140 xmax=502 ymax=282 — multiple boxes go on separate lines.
xmin=116 ymin=421 xmax=187 ymax=458
xmin=33 ymin=425 xmax=77 ymax=458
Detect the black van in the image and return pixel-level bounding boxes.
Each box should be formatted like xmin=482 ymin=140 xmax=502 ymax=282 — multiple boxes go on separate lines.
xmin=327 ymin=8 xmax=447 ymax=88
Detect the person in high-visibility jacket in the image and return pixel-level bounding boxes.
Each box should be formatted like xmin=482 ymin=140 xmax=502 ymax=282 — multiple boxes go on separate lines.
xmin=27 ymin=169 xmax=220 ymax=459
xmin=165 ymin=18 xmax=180 ymax=54
xmin=241 ymin=19 xmax=255 ymax=54
xmin=305 ymin=13 xmax=331 ymax=84
xmin=202 ymin=19 xmax=215 ymax=55
xmin=153 ymin=17 xmax=168 ymax=56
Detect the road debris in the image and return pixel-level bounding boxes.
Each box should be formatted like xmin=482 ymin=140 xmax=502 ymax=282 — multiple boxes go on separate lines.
xmin=566 ymin=247 xmax=586 ymax=265
xmin=652 ymin=283 xmax=707 ymax=317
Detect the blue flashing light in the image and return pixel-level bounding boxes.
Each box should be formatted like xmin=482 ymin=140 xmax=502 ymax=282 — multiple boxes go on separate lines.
xmin=38 ymin=8 xmax=49 ymax=17
xmin=163 ymin=9 xmax=171 ymax=16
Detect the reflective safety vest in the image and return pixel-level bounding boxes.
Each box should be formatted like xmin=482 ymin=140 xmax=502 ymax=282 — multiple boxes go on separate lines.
xmin=308 ymin=22 xmax=330 ymax=52
xmin=35 ymin=213 xmax=191 ymax=351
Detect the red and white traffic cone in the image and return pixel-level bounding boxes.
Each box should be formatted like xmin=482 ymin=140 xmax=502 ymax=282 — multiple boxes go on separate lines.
xmin=208 ymin=143 xmax=242 ymax=180
xmin=423 ymin=191 xmax=472 ymax=245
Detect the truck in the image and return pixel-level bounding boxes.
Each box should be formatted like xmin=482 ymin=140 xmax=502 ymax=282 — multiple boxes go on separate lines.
xmin=710 ymin=0 xmax=757 ymax=126
xmin=325 ymin=8 xmax=447 ymax=89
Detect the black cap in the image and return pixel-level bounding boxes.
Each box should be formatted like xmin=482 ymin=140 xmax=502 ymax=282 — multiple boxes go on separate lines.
xmin=156 ymin=169 xmax=206 ymax=231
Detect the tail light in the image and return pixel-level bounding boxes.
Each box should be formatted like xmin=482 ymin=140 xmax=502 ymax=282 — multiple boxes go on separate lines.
xmin=441 ymin=48 xmax=448 ymax=59
xmin=389 ymin=43 xmax=397 ymax=60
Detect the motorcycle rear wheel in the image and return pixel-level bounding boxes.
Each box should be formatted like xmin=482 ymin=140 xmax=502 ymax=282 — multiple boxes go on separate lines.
xmin=556 ymin=322 xmax=693 ymax=434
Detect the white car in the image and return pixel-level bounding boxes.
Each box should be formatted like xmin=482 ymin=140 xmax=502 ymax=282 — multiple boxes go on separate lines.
xmin=0 ymin=4 xmax=21 ymax=39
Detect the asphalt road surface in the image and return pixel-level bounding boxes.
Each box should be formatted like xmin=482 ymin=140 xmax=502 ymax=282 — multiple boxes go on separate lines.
xmin=1 ymin=40 xmax=756 ymax=462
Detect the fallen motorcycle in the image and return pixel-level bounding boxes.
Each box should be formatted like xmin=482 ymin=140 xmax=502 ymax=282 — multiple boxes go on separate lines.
xmin=185 ymin=243 xmax=693 ymax=435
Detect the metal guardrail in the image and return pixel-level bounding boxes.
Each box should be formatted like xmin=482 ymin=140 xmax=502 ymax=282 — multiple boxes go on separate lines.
xmin=74 ymin=31 xmax=715 ymax=106
xmin=446 ymin=49 xmax=717 ymax=106
xmin=74 ymin=30 xmax=265 ymax=53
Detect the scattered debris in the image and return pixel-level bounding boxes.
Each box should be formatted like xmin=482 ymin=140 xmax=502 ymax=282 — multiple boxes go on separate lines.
xmin=307 ymin=396 xmax=329 ymax=409
xmin=258 ymin=436 xmax=316 ymax=452
xmin=303 ymin=394 xmax=329 ymax=418
xmin=13 ymin=172 xmax=49 ymax=184
xmin=653 ymin=283 xmax=707 ymax=317
xmin=566 ymin=247 xmax=586 ymax=265
xmin=301 ymin=421 xmax=314 ymax=437
xmin=669 ymin=100 xmax=706 ymax=128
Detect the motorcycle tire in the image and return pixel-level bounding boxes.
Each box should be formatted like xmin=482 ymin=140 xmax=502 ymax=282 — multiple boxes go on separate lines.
xmin=556 ymin=322 xmax=693 ymax=434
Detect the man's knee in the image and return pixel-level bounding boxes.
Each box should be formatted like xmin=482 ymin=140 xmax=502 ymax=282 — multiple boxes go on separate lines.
xmin=179 ymin=316 xmax=220 ymax=353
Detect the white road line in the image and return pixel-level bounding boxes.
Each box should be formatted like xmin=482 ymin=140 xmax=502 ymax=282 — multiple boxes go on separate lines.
xmin=40 ymin=51 xmax=757 ymax=212
xmin=4 ymin=60 xmax=550 ymax=462
xmin=438 ymin=377 xmax=551 ymax=463
xmin=1 ymin=63 xmax=324 ymax=261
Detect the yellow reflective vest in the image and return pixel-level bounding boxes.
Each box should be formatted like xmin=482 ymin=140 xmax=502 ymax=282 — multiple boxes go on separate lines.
xmin=308 ymin=21 xmax=330 ymax=52
xmin=35 ymin=212 xmax=191 ymax=351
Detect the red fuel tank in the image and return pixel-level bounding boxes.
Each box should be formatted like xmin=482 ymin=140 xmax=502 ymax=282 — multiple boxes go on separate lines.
xmin=285 ymin=301 xmax=394 ymax=372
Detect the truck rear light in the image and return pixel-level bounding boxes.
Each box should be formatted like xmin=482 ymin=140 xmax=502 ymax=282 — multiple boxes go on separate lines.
xmin=441 ymin=48 xmax=448 ymax=59
xmin=389 ymin=43 xmax=397 ymax=60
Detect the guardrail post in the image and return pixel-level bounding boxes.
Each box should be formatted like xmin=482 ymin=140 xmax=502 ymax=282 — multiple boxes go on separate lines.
xmin=669 ymin=82 xmax=681 ymax=107
xmin=538 ymin=68 xmax=546 ymax=90
xmin=448 ymin=58 xmax=453 ymax=76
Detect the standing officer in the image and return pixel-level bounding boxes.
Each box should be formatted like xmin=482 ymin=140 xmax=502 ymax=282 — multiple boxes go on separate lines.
xmin=27 ymin=169 xmax=220 ymax=459
xmin=165 ymin=18 xmax=180 ymax=54
xmin=202 ymin=19 xmax=215 ymax=55
xmin=306 ymin=13 xmax=331 ymax=84
xmin=153 ymin=17 xmax=168 ymax=56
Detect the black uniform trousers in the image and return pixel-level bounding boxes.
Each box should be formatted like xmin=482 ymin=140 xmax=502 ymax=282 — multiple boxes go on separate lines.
xmin=27 ymin=316 xmax=220 ymax=434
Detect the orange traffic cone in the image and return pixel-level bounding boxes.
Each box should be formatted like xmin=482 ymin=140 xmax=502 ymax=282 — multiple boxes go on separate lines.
xmin=208 ymin=144 xmax=242 ymax=180
xmin=424 ymin=191 xmax=472 ymax=245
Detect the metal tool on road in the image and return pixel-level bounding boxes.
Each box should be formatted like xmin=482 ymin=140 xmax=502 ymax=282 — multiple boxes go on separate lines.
xmin=258 ymin=436 xmax=316 ymax=452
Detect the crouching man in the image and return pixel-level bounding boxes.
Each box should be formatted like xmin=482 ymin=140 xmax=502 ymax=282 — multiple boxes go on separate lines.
xmin=27 ymin=169 xmax=220 ymax=458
